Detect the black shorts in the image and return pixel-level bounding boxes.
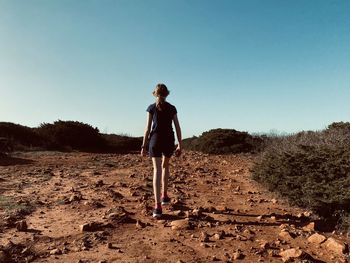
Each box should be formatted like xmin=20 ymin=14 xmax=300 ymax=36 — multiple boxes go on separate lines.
xmin=148 ymin=132 xmax=175 ymax=158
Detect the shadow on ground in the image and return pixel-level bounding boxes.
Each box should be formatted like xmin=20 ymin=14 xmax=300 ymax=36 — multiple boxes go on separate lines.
xmin=0 ymin=154 xmax=34 ymax=166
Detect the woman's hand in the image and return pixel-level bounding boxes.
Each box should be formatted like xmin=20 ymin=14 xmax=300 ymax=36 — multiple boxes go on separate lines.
xmin=141 ymin=147 xmax=148 ymax=157
xmin=174 ymin=145 xmax=182 ymax=157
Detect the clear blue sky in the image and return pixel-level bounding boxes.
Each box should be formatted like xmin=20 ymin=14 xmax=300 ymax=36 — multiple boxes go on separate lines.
xmin=1 ymin=0 xmax=349 ymax=138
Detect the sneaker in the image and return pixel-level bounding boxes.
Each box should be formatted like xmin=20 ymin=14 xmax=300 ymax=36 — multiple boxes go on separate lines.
xmin=152 ymin=208 xmax=162 ymax=218
xmin=161 ymin=196 xmax=171 ymax=205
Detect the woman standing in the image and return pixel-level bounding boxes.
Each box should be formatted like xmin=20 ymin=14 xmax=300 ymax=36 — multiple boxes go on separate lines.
xmin=141 ymin=83 xmax=182 ymax=218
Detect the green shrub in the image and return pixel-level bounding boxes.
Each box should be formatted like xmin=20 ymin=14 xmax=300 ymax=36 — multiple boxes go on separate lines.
xmin=183 ymin=128 xmax=263 ymax=154
xmin=252 ymin=122 xmax=350 ymax=231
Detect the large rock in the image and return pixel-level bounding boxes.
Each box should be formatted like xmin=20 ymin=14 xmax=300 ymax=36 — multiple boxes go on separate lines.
xmin=307 ymin=233 xmax=327 ymax=244
xmin=324 ymin=237 xmax=348 ymax=255
xmin=170 ymin=219 xmax=191 ymax=230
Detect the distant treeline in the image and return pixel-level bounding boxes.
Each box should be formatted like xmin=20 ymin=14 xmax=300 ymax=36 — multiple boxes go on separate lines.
xmin=0 ymin=121 xmax=142 ymax=153
xmin=0 ymin=120 xmax=268 ymax=154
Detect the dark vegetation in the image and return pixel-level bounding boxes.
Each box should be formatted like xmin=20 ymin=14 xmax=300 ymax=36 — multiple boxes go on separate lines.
xmin=251 ymin=122 xmax=350 ymax=232
xmin=0 ymin=121 xmax=142 ymax=153
xmin=182 ymin=128 xmax=264 ymax=154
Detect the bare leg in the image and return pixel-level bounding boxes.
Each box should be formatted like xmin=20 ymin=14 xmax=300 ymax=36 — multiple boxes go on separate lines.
xmin=162 ymin=156 xmax=170 ymax=196
xmin=152 ymin=157 xmax=162 ymax=206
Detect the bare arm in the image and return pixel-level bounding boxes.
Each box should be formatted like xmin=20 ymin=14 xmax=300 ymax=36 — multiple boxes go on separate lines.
xmin=173 ymin=114 xmax=182 ymax=148
xmin=142 ymin=112 xmax=152 ymax=148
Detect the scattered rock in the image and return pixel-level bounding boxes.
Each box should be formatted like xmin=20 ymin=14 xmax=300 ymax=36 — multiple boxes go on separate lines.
xmin=192 ymin=207 xmax=204 ymax=217
xmin=173 ymin=210 xmax=185 ymax=217
xmin=324 ymin=237 xmax=348 ymax=255
xmin=200 ymin=231 xmax=210 ymax=242
xmin=259 ymin=240 xmax=269 ymax=249
xmin=213 ymin=231 xmax=225 ymax=240
xmin=215 ymin=205 xmax=227 ymax=212
xmin=107 ymin=243 xmax=113 ymax=249
xmin=50 ymin=248 xmax=62 ymax=255
xmin=279 ymin=248 xmax=307 ymax=262
xmin=170 ymin=219 xmax=191 ymax=230
xmin=16 ymin=220 xmax=28 ymax=231
xmin=80 ymin=222 xmax=113 ymax=232
xmin=136 ymin=220 xmax=146 ymax=229
xmin=200 ymin=242 xmax=209 ymax=248
xmin=307 ymin=233 xmax=327 ymax=244
xmin=302 ymin=222 xmax=315 ymax=232
xmin=69 ymin=193 xmax=82 ymax=202
xmin=278 ymin=230 xmax=295 ymax=241
xmin=232 ymin=251 xmax=244 ymax=260
xmin=95 ymin=179 xmax=104 ymax=187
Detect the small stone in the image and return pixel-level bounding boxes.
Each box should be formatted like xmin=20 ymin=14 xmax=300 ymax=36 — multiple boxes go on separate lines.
xmin=259 ymin=240 xmax=269 ymax=249
xmin=69 ymin=193 xmax=82 ymax=202
xmin=212 ymin=256 xmax=219 ymax=261
xmin=213 ymin=230 xmax=225 ymax=240
xmin=79 ymin=221 xmax=105 ymax=232
xmin=200 ymin=242 xmax=209 ymax=248
xmin=324 ymin=237 xmax=348 ymax=255
xmin=278 ymin=230 xmax=294 ymax=241
xmin=213 ymin=233 xmax=221 ymax=240
xmin=200 ymin=231 xmax=210 ymax=242
xmin=271 ymin=198 xmax=278 ymax=204
xmin=302 ymin=222 xmax=315 ymax=232
xmin=232 ymin=251 xmax=244 ymax=260
xmin=107 ymin=243 xmax=113 ymax=249
xmin=136 ymin=220 xmax=146 ymax=229
xmin=173 ymin=210 xmax=184 ymax=216
xmin=16 ymin=220 xmax=28 ymax=231
xmin=279 ymin=248 xmax=306 ymax=262
xmin=307 ymin=233 xmax=327 ymax=244
xmin=216 ymin=205 xmax=227 ymax=212
xmin=170 ymin=219 xmax=190 ymax=230
xmin=50 ymin=248 xmax=62 ymax=255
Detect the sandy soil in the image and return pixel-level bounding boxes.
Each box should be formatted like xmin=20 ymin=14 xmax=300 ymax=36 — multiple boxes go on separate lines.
xmin=0 ymin=151 xmax=349 ymax=263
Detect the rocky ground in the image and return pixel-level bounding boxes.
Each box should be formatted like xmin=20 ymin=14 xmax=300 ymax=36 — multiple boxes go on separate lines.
xmin=0 ymin=151 xmax=349 ymax=263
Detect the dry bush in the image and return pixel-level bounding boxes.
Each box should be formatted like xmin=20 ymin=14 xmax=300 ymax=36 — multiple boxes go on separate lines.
xmin=252 ymin=122 xmax=350 ymax=231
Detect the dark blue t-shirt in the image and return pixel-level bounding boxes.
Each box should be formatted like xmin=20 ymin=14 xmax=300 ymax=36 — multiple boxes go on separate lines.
xmin=146 ymin=102 xmax=177 ymax=137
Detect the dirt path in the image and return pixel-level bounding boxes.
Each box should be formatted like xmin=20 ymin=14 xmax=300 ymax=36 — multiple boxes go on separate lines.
xmin=0 ymin=151 xmax=349 ymax=263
